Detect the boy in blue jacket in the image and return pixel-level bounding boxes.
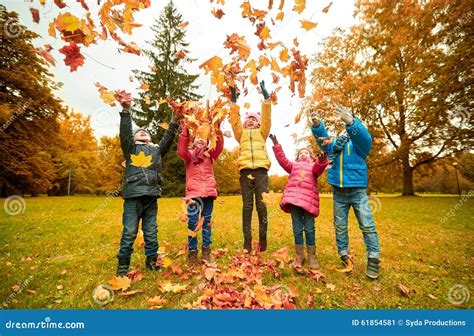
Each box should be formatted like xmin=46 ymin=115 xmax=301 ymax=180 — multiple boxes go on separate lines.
xmin=310 ymin=106 xmax=380 ymax=279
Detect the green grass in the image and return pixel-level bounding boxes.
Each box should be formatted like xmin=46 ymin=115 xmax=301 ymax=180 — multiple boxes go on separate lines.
xmin=0 ymin=195 xmax=472 ymax=309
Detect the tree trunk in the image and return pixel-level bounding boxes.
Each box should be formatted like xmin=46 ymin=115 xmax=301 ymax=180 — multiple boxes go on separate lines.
xmin=402 ymin=166 xmax=415 ymax=196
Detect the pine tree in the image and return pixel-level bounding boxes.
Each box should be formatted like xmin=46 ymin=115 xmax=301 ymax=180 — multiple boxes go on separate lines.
xmin=132 ymin=1 xmax=202 ymax=196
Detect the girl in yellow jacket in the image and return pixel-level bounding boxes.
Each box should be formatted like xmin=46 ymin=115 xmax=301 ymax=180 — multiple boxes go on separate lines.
xmin=229 ymin=81 xmax=272 ymax=253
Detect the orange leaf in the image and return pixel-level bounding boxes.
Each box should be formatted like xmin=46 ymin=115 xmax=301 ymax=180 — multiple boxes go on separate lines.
xmin=293 ymin=0 xmax=306 ymax=13
xmin=275 ymin=11 xmax=284 ymax=21
xmin=178 ymin=21 xmax=189 ymax=29
xmin=279 ymin=48 xmax=290 ymax=62
xmin=211 ymin=8 xmax=225 ymax=19
xmin=30 ymin=8 xmax=40 ymax=23
xmin=322 ymin=2 xmax=333 ymax=13
xmin=300 ymin=20 xmax=317 ymax=31
xmin=200 ymin=56 xmax=223 ymax=77
xmin=175 ymin=50 xmax=186 ymax=59
xmin=108 ymin=276 xmax=131 ymax=291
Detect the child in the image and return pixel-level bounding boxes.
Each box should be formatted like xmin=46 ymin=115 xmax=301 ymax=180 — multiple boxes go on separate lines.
xmin=310 ymin=106 xmax=381 ymax=279
xmin=116 ymin=101 xmax=179 ymax=276
xmin=269 ymin=134 xmax=328 ymax=269
xmin=177 ymin=121 xmax=224 ymax=266
xmin=229 ymin=81 xmax=272 ymax=253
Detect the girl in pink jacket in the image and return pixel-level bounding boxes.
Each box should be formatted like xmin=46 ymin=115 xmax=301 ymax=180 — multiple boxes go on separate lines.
xmin=177 ymin=121 xmax=224 ymax=266
xmin=269 ymin=134 xmax=328 ymax=270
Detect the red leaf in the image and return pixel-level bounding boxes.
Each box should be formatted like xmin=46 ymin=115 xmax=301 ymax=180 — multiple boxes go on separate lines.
xmin=30 ymin=8 xmax=40 ymax=23
xmin=59 ymin=42 xmax=84 ymax=72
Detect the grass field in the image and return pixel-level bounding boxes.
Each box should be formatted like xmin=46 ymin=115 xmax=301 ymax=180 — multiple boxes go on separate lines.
xmin=0 ymin=194 xmax=472 ymax=309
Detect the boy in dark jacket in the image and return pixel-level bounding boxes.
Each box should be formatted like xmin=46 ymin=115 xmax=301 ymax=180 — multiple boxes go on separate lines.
xmin=116 ymin=101 xmax=179 ymax=276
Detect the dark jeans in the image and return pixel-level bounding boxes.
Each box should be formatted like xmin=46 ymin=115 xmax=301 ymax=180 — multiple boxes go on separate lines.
xmin=187 ymin=197 xmax=214 ymax=251
xmin=239 ymin=168 xmax=269 ymax=245
xmin=290 ymin=205 xmax=315 ymax=246
xmin=117 ymin=196 xmax=158 ymax=259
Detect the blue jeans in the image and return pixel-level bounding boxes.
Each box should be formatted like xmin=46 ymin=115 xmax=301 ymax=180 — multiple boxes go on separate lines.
xmin=188 ymin=197 xmax=214 ymax=251
xmin=332 ymin=187 xmax=380 ymax=259
xmin=290 ymin=205 xmax=315 ymax=246
xmin=117 ymin=196 xmax=158 ymax=258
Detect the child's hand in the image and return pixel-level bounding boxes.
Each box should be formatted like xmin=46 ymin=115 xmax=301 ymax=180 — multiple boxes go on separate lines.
xmin=259 ymin=80 xmax=270 ymax=100
xmin=309 ymin=109 xmax=320 ymax=126
xmin=319 ymin=136 xmax=333 ymax=146
xmin=269 ymin=134 xmax=278 ymax=144
xmin=333 ymin=105 xmax=354 ymax=125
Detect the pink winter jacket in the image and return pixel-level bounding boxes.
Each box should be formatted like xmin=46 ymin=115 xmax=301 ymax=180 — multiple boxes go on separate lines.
xmin=273 ymin=144 xmax=328 ymax=217
xmin=177 ymin=128 xmax=224 ymax=200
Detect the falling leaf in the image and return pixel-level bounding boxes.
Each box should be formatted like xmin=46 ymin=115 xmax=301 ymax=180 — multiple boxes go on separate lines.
xmin=276 ymin=11 xmax=284 ymax=21
xmin=54 ymin=0 xmax=66 ymax=9
xmin=108 ymin=276 xmax=131 ymax=291
xmin=130 ymin=152 xmax=153 ymax=168
xmin=300 ymin=20 xmax=317 ymax=31
xmin=158 ymin=122 xmax=169 ymax=130
xmin=140 ymin=83 xmax=149 ymax=90
xmin=211 ymin=8 xmax=225 ymax=19
xmin=279 ymin=48 xmax=290 ymax=62
xmin=293 ymin=0 xmax=306 ymax=13
xmin=177 ymin=21 xmax=189 ymax=29
xmin=30 ymin=8 xmax=40 ymax=23
xmin=322 ymin=2 xmax=333 ymax=13
xmin=36 ymin=44 xmax=56 ymax=66
xmin=175 ymin=50 xmax=186 ymax=59
xmin=59 ymin=42 xmax=84 ymax=72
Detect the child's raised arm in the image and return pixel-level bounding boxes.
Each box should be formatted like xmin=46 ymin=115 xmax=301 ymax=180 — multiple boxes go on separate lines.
xmin=119 ymin=107 xmax=134 ymax=156
xmin=259 ymin=80 xmax=271 ymax=139
xmin=270 ymin=134 xmax=293 ymax=173
xmin=177 ymin=121 xmax=191 ymax=163
xmin=209 ymin=128 xmax=224 ymax=160
xmin=159 ymin=114 xmax=179 ymax=158
xmin=312 ymin=154 xmax=329 ymax=177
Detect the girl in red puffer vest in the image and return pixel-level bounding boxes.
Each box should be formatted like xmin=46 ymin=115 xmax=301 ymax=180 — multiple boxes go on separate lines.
xmin=177 ymin=121 xmax=224 ymax=267
xmin=269 ymin=134 xmax=328 ymax=270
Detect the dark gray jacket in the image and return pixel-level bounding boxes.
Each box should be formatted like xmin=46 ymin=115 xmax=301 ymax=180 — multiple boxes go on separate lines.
xmin=120 ymin=111 xmax=178 ymax=199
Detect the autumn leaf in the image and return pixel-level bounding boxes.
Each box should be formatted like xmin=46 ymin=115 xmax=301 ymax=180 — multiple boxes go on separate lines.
xmin=36 ymin=44 xmax=56 ymax=66
xmin=279 ymin=48 xmax=290 ymax=62
xmin=108 ymin=276 xmax=131 ymax=291
xmin=147 ymin=295 xmax=167 ymax=306
xmin=200 ymin=56 xmax=223 ymax=78
xmin=59 ymin=42 xmax=84 ymax=72
xmin=162 ymin=256 xmax=173 ymax=268
xmin=175 ymin=50 xmax=186 ymax=59
xmin=30 ymin=8 xmax=40 ymax=23
xmin=326 ymin=283 xmax=336 ymax=291
xmin=54 ymin=0 xmax=66 ymax=9
xmin=322 ymin=2 xmax=333 ymax=13
xmin=293 ymin=0 xmax=306 ymax=13
xmin=119 ymin=289 xmax=143 ymax=298
xmin=397 ymin=283 xmax=412 ymax=297
xmin=127 ymin=268 xmax=143 ymax=282
xmin=114 ymin=89 xmax=132 ymax=106
xmin=160 ymin=281 xmax=188 ymax=293
xmin=276 ymin=11 xmax=284 ymax=21
xmin=211 ymin=8 xmax=225 ymax=19
xmin=140 ymin=83 xmax=150 ymax=90
xmin=300 ymin=20 xmax=318 ymax=31
xmin=158 ymin=122 xmax=169 ymax=130
xmin=177 ymin=21 xmax=189 ymax=29
xmin=130 ymin=152 xmax=153 ymax=168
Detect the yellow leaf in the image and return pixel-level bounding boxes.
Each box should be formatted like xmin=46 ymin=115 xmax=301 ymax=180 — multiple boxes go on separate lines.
xmin=300 ymin=20 xmax=317 ymax=31
xmin=162 ymin=257 xmax=173 ymax=268
xmin=279 ymin=48 xmax=290 ymax=62
xmin=293 ymin=0 xmax=306 ymax=13
xmin=130 ymin=151 xmax=153 ymax=168
xmin=48 ymin=22 xmax=56 ymax=37
xmin=271 ymin=57 xmax=281 ymax=73
xmin=259 ymin=26 xmax=271 ymax=40
xmin=276 ymin=11 xmax=284 ymax=21
xmin=108 ymin=276 xmax=131 ymax=291
xmin=160 ymin=282 xmax=188 ymax=293
xmin=158 ymin=99 xmax=167 ymax=105
xmin=147 ymin=295 xmax=167 ymax=306
xmin=247 ymin=174 xmax=255 ymax=180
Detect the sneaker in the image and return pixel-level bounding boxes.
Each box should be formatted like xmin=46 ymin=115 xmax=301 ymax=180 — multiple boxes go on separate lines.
xmin=366 ymin=258 xmax=380 ymax=279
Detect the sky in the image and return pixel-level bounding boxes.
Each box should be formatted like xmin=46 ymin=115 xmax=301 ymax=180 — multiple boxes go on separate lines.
xmin=4 ymin=0 xmax=357 ymax=175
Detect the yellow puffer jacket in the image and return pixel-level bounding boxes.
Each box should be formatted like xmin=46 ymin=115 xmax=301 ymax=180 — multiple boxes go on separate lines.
xmin=229 ymin=100 xmax=271 ymax=171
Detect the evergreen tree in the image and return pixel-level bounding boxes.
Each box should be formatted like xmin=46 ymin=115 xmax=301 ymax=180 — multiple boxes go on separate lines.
xmin=132 ymin=1 xmax=202 ymax=196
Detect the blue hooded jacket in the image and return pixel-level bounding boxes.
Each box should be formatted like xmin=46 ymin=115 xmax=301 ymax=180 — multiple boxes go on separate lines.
xmin=311 ymin=118 xmax=372 ymax=188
